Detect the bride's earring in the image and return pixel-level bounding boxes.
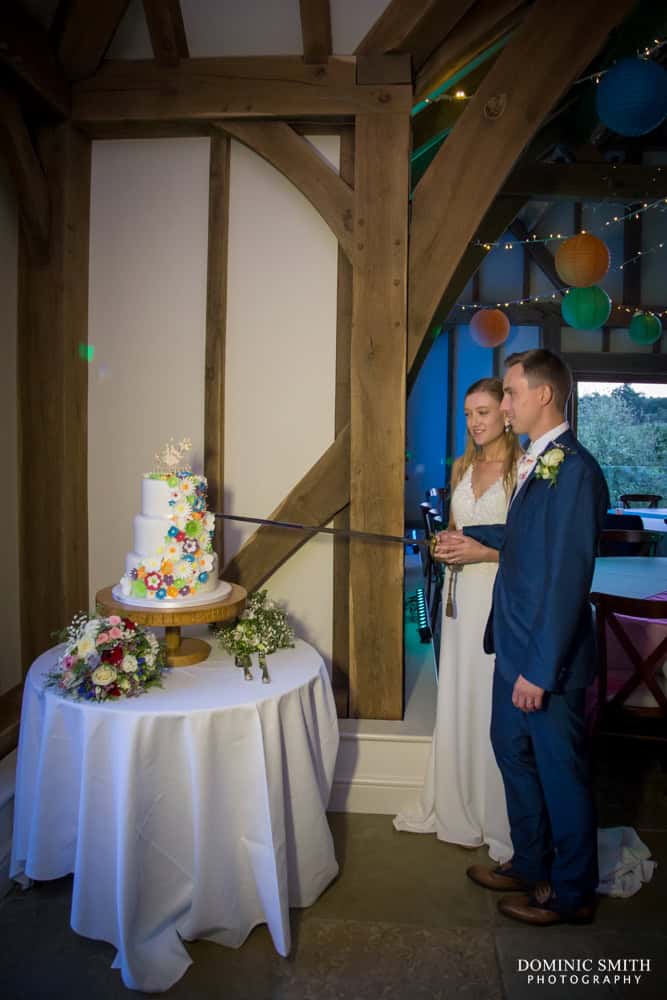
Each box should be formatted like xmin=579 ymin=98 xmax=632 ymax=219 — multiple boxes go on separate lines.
xmin=504 ymin=420 xmax=512 ymax=434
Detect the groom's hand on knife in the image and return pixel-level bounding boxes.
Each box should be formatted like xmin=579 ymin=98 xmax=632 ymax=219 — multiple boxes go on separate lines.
xmin=512 ymin=675 xmax=544 ymax=712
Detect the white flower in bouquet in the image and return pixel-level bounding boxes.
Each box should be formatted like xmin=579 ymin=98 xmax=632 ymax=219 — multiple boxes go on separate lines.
xmin=77 ymin=636 xmax=95 ymax=658
xmin=119 ymin=676 xmax=131 ymax=691
xmin=91 ymin=665 xmax=117 ymax=687
xmin=121 ymin=653 xmax=138 ymax=674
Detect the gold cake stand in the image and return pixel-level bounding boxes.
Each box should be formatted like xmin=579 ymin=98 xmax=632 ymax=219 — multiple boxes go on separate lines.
xmin=95 ymin=583 xmax=247 ymax=667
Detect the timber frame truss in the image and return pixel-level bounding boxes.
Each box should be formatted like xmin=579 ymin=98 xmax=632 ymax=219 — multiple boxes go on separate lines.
xmin=2 ymin=0 xmax=661 ymax=733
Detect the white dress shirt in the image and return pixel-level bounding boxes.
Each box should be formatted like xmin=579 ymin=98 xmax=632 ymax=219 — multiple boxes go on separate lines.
xmin=512 ymin=420 xmax=570 ymax=504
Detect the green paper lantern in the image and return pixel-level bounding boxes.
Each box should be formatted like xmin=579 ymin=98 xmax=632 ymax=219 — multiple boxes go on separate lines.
xmin=628 ymin=311 xmax=662 ymax=345
xmin=561 ymin=286 xmax=611 ymax=330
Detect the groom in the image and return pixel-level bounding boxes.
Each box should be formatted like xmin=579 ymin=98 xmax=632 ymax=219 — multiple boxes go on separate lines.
xmin=438 ymin=349 xmax=609 ymax=925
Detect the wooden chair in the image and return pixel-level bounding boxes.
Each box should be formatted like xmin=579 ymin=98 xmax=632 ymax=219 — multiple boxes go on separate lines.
xmin=598 ymin=529 xmax=659 ymax=558
xmin=620 ymin=494 xmax=662 ymax=509
xmin=603 ymin=513 xmax=644 ymax=531
xmin=590 ymin=592 xmax=667 ymax=751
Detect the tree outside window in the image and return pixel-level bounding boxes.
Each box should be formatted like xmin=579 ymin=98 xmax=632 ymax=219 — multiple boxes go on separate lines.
xmin=576 ymin=384 xmax=667 ymax=505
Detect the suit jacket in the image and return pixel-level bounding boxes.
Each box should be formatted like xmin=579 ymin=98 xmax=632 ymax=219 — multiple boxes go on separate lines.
xmin=463 ymin=429 xmax=609 ymax=692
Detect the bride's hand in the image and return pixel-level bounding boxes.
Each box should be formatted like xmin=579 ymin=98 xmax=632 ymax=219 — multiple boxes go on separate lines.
xmin=436 ymin=532 xmax=488 ymax=565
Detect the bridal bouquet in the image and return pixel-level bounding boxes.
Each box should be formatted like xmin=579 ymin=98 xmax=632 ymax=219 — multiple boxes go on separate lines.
xmin=45 ymin=612 xmax=168 ymax=701
xmin=212 ymin=590 xmax=295 ymax=682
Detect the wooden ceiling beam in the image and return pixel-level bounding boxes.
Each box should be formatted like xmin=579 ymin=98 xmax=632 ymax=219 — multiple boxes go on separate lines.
xmin=215 ymin=120 xmax=354 ymax=261
xmin=0 ymin=88 xmax=50 ymax=260
xmin=55 ymin=0 xmax=132 ymax=81
xmin=0 ymin=3 xmax=70 ymax=116
xmin=502 ymin=162 xmax=667 ymax=201
xmin=416 ymin=0 xmax=529 ymax=101
xmin=356 ymin=0 xmax=476 ymax=72
xmin=408 ymin=0 xmax=637 ymax=382
xmin=299 ymin=0 xmax=332 ymax=64
xmin=509 ymin=217 xmax=562 ymax=293
xmin=142 ymin=0 xmax=188 ymax=67
xmin=71 ymin=57 xmax=412 ymax=123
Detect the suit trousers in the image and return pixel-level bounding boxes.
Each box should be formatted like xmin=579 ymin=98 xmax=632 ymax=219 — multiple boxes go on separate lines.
xmin=490 ymin=669 xmax=598 ymax=909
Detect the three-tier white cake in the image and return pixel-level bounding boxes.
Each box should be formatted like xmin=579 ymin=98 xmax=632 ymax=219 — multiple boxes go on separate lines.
xmin=114 ymin=439 xmax=230 ymax=606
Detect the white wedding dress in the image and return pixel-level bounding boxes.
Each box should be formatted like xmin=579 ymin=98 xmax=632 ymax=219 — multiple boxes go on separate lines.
xmin=394 ymin=463 xmax=513 ymax=862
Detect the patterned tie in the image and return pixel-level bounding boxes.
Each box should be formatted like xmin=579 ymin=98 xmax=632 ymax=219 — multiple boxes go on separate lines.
xmin=517 ymin=452 xmax=537 ymax=488
xmin=509 ymin=453 xmax=537 ymax=507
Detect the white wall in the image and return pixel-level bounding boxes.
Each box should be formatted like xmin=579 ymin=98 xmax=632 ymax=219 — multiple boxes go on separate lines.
xmin=0 ymin=161 xmax=21 ymax=694
xmin=224 ymin=138 xmax=339 ymax=668
xmin=108 ymin=0 xmax=391 ymax=59
xmin=86 ymin=135 xmax=340 ymax=669
xmin=88 ymin=138 xmax=211 ymax=603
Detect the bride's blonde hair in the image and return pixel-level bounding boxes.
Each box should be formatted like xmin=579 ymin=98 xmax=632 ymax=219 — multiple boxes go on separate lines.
xmin=453 ymin=377 xmax=522 ymax=497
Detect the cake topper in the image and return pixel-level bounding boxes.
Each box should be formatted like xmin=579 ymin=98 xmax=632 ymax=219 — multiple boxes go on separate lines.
xmin=153 ymin=437 xmax=193 ymax=473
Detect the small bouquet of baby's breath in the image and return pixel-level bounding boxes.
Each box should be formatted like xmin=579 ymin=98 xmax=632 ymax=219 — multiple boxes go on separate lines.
xmin=213 ymin=590 xmax=295 ymax=683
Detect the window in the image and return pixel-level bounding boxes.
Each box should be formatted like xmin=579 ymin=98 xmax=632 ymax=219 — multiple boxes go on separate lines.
xmin=575 ymin=382 xmax=667 ymax=504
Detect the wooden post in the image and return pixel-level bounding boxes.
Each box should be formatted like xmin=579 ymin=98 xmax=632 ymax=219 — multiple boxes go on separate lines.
xmin=204 ymin=133 xmax=230 ymax=569
xmin=349 ymin=114 xmax=409 ymax=719
xmin=18 ymin=122 xmax=90 ymax=668
xmin=332 ymin=126 xmax=354 ymax=716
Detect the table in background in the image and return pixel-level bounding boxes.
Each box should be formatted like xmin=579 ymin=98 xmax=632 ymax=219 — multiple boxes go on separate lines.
xmin=592 ymin=557 xmax=667 ymax=598
xmin=10 ymin=640 xmax=339 ymax=992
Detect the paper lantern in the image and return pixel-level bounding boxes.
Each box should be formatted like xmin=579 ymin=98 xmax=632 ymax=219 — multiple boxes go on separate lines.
xmin=561 ymin=286 xmax=612 ymax=329
xmin=596 ymin=57 xmax=667 ymax=137
xmin=555 ymin=234 xmax=610 ymax=287
xmin=469 ymin=308 xmax=510 ymax=347
xmin=629 ymin=310 xmax=662 ymax=345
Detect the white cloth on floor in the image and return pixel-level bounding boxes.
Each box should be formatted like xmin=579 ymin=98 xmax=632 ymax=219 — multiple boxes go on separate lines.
xmin=596 ymin=827 xmax=657 ymax=897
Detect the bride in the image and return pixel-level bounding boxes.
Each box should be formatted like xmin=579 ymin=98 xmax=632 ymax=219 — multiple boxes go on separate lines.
xmin=394 ymin=376 xmax=522 ymax=862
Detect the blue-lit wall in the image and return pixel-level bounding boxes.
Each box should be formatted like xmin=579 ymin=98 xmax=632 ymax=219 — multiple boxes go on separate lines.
xmin=405 ymin=330 xmax=448 ymax=524
xmin=453 ymin=326 xmax=494 ymax=456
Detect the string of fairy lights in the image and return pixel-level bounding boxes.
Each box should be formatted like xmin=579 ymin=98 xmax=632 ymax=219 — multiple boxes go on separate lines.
xmin=475 ymin=194 xmax=667 ymax=251
xmin=425 ymin=37 xmax=667 ymax=105
xmin=454 ymin=196 xmax=667 ymax=318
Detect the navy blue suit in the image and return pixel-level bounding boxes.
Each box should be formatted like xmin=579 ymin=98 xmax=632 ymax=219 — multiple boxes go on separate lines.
xmin=463 ymin=428 xmax=609 ymax=909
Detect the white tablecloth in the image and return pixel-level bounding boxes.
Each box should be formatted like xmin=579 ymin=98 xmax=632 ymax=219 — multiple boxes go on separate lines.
xmin=10 ymin=639 xmax=340 ymax=992
xmin=592 ymin=557 xmax=667 ymax=598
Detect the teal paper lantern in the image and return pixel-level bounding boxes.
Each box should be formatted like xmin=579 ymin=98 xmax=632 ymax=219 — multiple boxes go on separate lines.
xmin=629 ymin=311 xmax=662 ymax=345
xmin=561 ymin=286 xmax=612 ymax=329
xmin=596 ymin=57 xmax=667 ymax=137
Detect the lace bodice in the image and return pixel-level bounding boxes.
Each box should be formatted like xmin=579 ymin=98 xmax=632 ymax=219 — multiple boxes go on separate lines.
xmin=450 ymin=463 xmax=510 ymax=530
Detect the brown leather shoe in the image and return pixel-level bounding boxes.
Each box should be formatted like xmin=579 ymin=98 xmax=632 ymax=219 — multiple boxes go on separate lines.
xmin=466 ymin=862 xmax=534 ymax=892
xmin=498 ymin=887 xmax=596 ymax=926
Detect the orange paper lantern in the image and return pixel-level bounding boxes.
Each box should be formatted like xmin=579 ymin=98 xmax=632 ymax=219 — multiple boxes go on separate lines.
xmin=469 ymin=308 xmax=510 ymax=347
xmin=555 ymin=234 xmax=610 ymax=287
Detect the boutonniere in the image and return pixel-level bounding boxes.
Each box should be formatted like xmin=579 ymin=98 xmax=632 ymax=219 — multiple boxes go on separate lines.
xmin=534 ymin=446 xmax=567 ymax=487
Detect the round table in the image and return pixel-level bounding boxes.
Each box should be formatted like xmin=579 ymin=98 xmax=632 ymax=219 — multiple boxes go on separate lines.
xmin=591 ymin=557 xmax=667 ymax=598
xmin=10 ymin=640 xmax=340 ymax=993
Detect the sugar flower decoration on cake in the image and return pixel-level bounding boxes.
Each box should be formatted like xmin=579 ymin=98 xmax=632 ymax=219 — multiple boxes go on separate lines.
xmin=46 ymin=613 xmax=167 ymax=701
xmin=152 ymin=437 xmax=193 ymax=474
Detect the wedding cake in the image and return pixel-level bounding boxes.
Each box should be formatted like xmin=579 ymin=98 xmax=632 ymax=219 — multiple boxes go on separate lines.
xmin=117 ymin=438 xmax=227 ymax=605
